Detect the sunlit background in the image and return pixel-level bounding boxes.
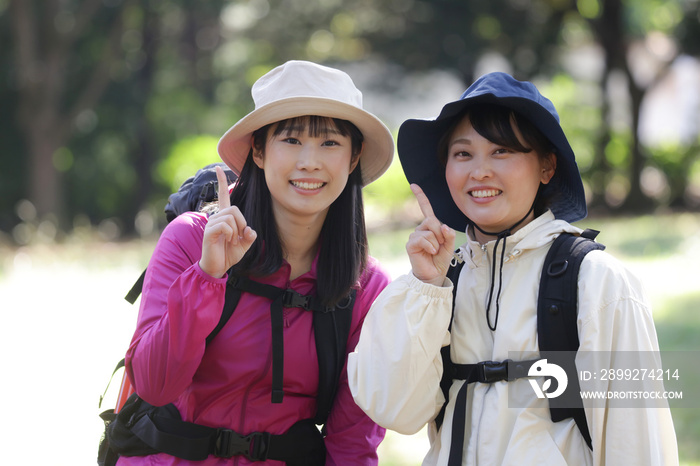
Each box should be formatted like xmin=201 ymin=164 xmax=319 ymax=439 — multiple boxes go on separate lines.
xmin=1 ymin=0 xmax=699 ymax=464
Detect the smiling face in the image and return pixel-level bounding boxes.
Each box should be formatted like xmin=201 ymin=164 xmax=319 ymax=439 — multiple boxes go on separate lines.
xmin=253 ymin=116 xmax=361 ymax=226
xmin=443 ymin=109 xmax=556 ymax=241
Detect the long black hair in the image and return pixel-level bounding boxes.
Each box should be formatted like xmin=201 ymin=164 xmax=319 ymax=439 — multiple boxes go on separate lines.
xmin=228 ymin=115 xmax=367 ymax=307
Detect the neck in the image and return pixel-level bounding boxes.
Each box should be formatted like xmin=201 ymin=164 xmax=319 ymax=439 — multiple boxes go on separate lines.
xmin=471 ymin=199 xmax=537 ymax=245
xmin=275 ymin=210 xmax=326 ymax=280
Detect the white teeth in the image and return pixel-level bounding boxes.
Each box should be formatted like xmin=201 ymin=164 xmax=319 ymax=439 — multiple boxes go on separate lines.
xmin=471 ymin=189 xmax=501 ymax=198
xmin=291 ymin=180 xmax=324 ymax=190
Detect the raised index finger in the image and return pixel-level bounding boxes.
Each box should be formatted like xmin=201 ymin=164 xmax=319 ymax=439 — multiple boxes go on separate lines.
xmin=410 ymin=184 xmax=436 ymax=220
xmin=216 ymin=165 xmax=231 ymax=210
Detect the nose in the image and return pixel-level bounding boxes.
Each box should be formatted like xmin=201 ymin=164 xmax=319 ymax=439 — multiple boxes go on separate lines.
xmin=296 ymin=145 xmax=322 ymax=171
xmin=470 ymin=156 xmax=492 ymax=180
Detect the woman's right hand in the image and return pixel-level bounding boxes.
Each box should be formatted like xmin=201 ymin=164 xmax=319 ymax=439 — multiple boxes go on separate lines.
xmin=406 ymin=184 xmax=455 ymax=286
xmin=199 ymin=166 xmax=257 ymax=279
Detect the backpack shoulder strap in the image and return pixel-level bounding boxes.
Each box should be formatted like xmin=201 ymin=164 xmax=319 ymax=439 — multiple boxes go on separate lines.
xmin=214 ymin=274 xmax=355 ymax=425
xmin=435 ymin=258 xmax=465 ymax=430
xmin=125 ymin=269 xmax=147 ymax=305
xmin=537 ymin=229 xmax=604 ymax=352
xmin=205 ymin=275 xmax=245 ymax=344
xmin=537 ymin=229 xmax=605 ymax=450
xmin=312 ymin=290 xmax=356 ymax=426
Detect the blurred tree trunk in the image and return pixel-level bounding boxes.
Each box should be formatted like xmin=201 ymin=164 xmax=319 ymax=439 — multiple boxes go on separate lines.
xmin=10 ymin=0 xmax=128 ymax=226
xmin=589 ymin=66 xmax=613 ymax=210
xmin=589 ymin=0 xmax=675 ymax=212
xmin=128 ymin=9 xmax=159 ymax=232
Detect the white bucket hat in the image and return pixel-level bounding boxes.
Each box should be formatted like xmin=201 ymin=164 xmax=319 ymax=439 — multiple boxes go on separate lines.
xmin=218 ymin=60 xmax=395 ymax=185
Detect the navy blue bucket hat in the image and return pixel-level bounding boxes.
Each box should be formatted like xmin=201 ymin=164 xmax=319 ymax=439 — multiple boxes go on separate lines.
xmin=398 ymin=72 xmax=587 ymax=231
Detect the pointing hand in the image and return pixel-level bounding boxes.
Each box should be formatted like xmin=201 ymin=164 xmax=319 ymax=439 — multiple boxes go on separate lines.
xmin=405 ymin=184 xmax=455 ymax=286
xmin=199 ymin=166 xmax=257 ymax=278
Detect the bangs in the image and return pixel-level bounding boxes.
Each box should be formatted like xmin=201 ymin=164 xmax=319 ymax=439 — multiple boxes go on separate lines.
xmin=272 ymin=115 xmax=353 ymax=138
xmin=469 ymin=105 xmax=532 ymax=154
xmin=265 ymin=115 xmax=364 ymax=159
xmin=437 ymin=104 xmax=554 ymax=165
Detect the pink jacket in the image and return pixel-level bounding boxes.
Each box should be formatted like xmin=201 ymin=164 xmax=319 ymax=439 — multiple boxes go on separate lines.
xmin=120 ymin=212 xmax=390 ymax=465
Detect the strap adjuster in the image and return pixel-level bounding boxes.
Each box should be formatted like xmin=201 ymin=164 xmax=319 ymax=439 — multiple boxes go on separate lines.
xmin=478 ymin=360 xmax=511 ymax=383
xmin=214 ymin=429 xmax=270 ymax=461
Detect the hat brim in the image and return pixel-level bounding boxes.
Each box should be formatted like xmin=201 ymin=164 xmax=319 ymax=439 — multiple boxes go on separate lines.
xmin=218 ymin=97 xmax=394 ymax=186
xmin=398 ymin=94 xmax=587 ymax=231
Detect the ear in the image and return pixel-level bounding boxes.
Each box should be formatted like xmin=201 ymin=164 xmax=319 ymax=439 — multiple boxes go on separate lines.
xmin=252 ymin=150 xmax=264 ymax=169
xmin=349 ymin=142 xmax=363 ymax=172
xmin=540 ymin=152 xmax=557 ymax=184
xmin=251 ymin=136 xmax=264 ymax=169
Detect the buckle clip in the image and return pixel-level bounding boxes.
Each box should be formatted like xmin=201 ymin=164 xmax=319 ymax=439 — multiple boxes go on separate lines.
xmin=282 ymin=289 xmax=311 ymax=310
xmin=215 ymin=429 xmax=270 ymax=461
xmin=479 ymin=360 xmax=511 ymax=383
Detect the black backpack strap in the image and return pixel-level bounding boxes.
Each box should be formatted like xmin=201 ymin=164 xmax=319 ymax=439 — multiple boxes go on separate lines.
xmin=205 ymin=276 xmax=245 ymax=345
xmin=225 ymin=276 xmax=290 ymax=403
xmin=125 ymin=269 xmax=147 ymax=304
xmin=312 ymin=290 xmax=355 ymax=425
xmin=99 ymin=358 xmax=126 ymax=410
xmin=112 ymin=394 xmax=325 ymax=463
xmin=537 ymin=229 xmax=605 ymax=450
xmin=223 ymin=275 xmax=353 ymax=415
xmin=435 ymin=258 xmax=464 ymax=431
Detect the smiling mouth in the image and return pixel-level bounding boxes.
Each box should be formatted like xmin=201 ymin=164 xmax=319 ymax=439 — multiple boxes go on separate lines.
xmin=470 ymin=189 xmax=502 ymax=198
xmin=290 ymin=180 xmax=326 ymax=190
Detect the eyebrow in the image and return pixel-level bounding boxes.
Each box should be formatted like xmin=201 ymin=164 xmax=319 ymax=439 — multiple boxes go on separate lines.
xmin=449 ymin=137 xmax=473 ymax=147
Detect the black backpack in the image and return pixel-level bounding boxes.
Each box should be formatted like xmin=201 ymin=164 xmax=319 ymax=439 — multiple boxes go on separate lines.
xmin=98 ymin=163 xmax=355 ymax=465
xmin=437 ymin=229 xmax=604 ymax=464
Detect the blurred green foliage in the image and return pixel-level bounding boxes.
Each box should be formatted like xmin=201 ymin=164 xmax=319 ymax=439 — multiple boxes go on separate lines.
xmin=2 ymin=0 xmax=700 ymax=241
xmin=157 ymin=136 xmax=221 ymax=192
xmin=363 ymin=150 xmax=412 ymax=211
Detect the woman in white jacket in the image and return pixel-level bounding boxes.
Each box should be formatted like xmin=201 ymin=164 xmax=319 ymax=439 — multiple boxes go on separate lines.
xmin=347 ymin=72 xmax=678 ymax=465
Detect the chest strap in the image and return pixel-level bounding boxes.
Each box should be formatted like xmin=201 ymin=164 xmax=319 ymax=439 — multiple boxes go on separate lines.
xmin=446 ymin=358 xmax=540 ymax=466
xmin=446 ymin=358 xmax=541 ymax=384
xmin=226 ymin=275 xmax=327 ymax=405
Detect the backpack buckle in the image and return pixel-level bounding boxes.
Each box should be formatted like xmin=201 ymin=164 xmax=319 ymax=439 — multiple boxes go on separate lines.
xmin=478 ymin=360 xmax=511 ymax=383
xmin=283 ymin=289 xmax=311 ymax=310
xmin=214 ymin=429 xmax=270 ymax=461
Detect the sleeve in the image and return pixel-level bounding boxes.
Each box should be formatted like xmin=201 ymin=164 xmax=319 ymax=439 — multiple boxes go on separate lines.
xmin=323 ymin=259 xmax=390 ymax=465
xmin=347 ymin=272 xmax=453 ymax=436
xmin=576 ymin=251 xmax=679 ymax=466
xmin=124 ymin=213 xmax=228 ymax=406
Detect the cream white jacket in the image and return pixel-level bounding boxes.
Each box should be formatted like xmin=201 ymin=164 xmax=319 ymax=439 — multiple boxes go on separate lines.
xmin=348 ymin=212 xmax=678 ymax=465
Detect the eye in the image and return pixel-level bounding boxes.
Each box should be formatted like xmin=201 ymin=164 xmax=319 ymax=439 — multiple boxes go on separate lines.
xmin=492 ymin=147 xmax=513 ymax=157
xmin=282 ymin=137 xmax=301 ymax=145
xmin=452 ymin=150 xmax=471 ymax=159
xmin=322 ymin=139 xmax=340 ymax=147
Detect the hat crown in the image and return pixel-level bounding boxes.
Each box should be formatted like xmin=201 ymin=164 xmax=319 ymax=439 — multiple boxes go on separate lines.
xmin=252 ymin=60 xmax=363 ymax=110
xmin=459 ymin=72 xmax=561 ymax=123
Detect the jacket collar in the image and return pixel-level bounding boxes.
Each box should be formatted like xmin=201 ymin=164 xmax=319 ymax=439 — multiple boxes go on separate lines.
xmin=459 ymin=211 xmax=581 ymax=265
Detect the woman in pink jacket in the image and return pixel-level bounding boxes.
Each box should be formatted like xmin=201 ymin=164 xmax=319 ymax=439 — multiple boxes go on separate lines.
xmin=118 ymin=61 xmax=394 ymax=465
